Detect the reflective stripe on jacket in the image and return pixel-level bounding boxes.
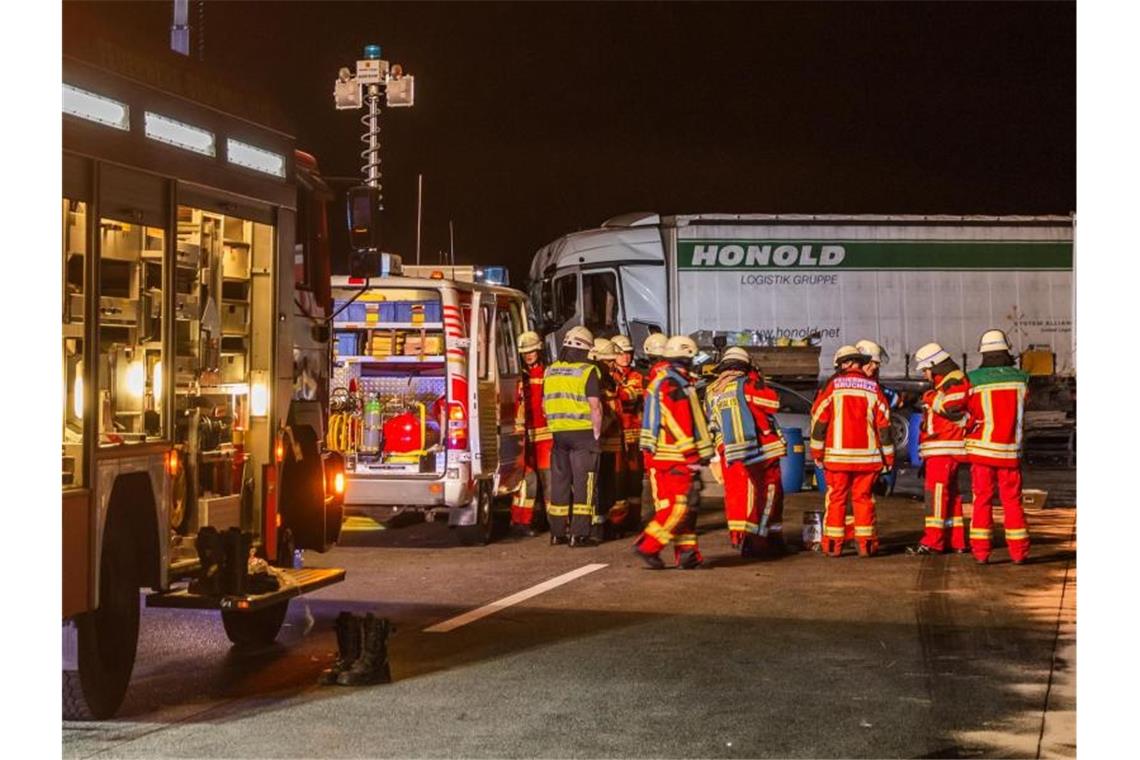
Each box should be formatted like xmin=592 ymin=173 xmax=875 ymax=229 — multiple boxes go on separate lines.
xmin=705 ymin=370 xmax=786 ymax=465
xmin=810 ymin=370 xmax=895 ymax=471
xmin=640 ymin=365 xmax=715 ymax=465
xmin=516 ymin=362 xmax=552 ymax=442
xmin=543 ymin=361 xmax=600 ymax=433
xmin=918 ymin=370 xmax=970 ymax=459
xmin=965 ymin=366 xmax=1029 ymax=466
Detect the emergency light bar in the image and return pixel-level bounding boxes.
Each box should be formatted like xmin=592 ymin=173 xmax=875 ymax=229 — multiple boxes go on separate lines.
xmin=474 ymin=266 xmax=509 ymax=286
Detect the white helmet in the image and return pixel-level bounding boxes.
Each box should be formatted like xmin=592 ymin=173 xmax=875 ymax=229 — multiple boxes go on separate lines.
xmin=562 ymin=325 xmax=594 ymax=351
xmin=517 ymin=330 xmax=542 ymax=354
xmin=979 ymin=329 xmax=1012 ymax=353
xmin=590 ymin=338 xmax=619 ymax=361
xmin=855 ymin=339 xmax=889 ymax=365
xmin=664 ymin=335 xmax=699 ymax=359
xmin=611 ymin=334 xmax=634 ymax=353
xmin=643 ymin=332 xmax=668 ymax=358
xmin=833 ymin=345 xmax=866 ymax=367
xmin=719 ymin=346 xmax=752 ymax=366
xmin=914 ymin=342 xmax=951 ymax=371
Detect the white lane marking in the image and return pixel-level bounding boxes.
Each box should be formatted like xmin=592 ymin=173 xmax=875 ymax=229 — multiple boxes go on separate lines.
xmin=423 ymin=563 xmax=608 ymax=633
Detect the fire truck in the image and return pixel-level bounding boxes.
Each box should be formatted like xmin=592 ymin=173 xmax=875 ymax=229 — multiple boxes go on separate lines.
xmin=62 ymin=46 xmax=345 ymax=719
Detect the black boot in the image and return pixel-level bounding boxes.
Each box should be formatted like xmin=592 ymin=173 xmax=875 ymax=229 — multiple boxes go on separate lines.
xmin=189 ymin=527 xmax=225 ymax=596
xmin=319 ymin=612 xmax=362 ymax=686
xmin=337 ymin=614 xmax=393 ymax=686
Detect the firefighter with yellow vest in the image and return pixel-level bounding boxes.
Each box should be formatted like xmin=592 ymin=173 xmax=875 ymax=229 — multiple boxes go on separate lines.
xmin=543 ymin=326 xmax=604 ymax=547
xmin=633 ymin=335 xmax=715 ymax=569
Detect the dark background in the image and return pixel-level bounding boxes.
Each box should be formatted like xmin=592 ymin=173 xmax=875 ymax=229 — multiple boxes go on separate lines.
xmin=64 ymin=1 xmax=1075 ymax=285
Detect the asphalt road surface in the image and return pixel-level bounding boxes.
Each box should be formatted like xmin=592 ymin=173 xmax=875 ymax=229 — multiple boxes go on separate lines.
xmin=63 ymin=468 xmax=1076 ymax=759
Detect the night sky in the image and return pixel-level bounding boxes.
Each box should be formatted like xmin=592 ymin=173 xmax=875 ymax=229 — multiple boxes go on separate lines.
xmin=65 ymin=1 xmax=1075 ymax=284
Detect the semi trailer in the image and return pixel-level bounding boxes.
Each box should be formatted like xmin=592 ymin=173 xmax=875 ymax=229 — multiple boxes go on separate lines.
xmin=529 ymin=212 xmax=1075 ymax=380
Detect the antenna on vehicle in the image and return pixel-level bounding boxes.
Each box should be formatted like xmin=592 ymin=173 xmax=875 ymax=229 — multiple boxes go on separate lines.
xmin=416 ymin=173 xmax=423 ymax=266
xmin=449 ymin=220 xmax=455 ymax=267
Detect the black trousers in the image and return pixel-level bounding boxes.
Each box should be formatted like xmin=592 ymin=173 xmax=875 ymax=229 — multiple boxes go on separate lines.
xmin=549 ymin=432 xmax=600 ymax=538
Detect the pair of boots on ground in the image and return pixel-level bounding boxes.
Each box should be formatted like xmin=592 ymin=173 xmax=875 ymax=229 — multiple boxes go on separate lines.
xmin=319 ymin=612 xmax=393 ymax=686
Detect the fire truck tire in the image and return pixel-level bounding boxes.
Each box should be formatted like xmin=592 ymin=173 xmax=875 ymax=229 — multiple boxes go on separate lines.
xmin=63 ymin=539 xmax=140 ymax=720
xmin=221 ymin=601 xmax=289 ymax=647
xmin=280 ymin=425 xmax=332 ymax=552
xmin=457 ymin=480 xmax=496 ymax=546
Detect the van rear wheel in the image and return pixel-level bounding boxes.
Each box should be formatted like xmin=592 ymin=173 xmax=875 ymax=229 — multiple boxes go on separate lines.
xmin=457 ymin=480 xmax=496 ymax=546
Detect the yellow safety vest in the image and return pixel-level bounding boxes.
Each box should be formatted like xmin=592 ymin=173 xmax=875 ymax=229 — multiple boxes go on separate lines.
xmin=543 ymin=361 xmax=600 ymax=433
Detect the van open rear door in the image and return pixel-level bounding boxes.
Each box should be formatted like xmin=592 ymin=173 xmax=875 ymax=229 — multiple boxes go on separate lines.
xmin=468 ymin=292 xmax=500 ymax=477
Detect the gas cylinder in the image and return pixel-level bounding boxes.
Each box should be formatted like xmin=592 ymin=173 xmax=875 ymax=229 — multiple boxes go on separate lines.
xmin=362 ymin=395 xmax=381 ymax=454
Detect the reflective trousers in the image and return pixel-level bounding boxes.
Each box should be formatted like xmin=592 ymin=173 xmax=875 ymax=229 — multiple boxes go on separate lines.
xmin=920 ymin=456 xmax=967 ymax=552
xmin=549 ymin=433 xmax=599 ymax=539
xmin=511 ymin=465 xmax=551 ymax=528
xmin=636 ymin=464 xmax=699 ymax=562
xmin=723 ymin=460 xmax=784 ymax=548
xmin=970 ymin=463 xmax=1030 ymax=563
xmin=822 ymin=470 xmax=878 ymax=556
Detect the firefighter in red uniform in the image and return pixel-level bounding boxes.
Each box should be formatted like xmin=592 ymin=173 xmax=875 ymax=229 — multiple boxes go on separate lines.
xmin=611 ymin=334 xmax=645 ymax=533
xmin=907 ymin=342 xmax=971 ymax=555
xmin=510 ymin=331 xmax=552 ymax=536
xmin=966 ymin=329 xmax=1031 ymax=564
xmin=810 ymin=345 xmax=895 ymax=557
xmin=633 ymin=335 xmax=715 ymax=569
xmin=590 ymin=338 xmax=628 ymax=538
xmin=705 ymin=347 xmax=787 ymax=556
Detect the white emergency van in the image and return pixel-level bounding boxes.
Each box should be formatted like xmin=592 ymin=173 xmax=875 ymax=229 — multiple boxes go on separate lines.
xmin=329 ymin=262 xmax=530 ymax=544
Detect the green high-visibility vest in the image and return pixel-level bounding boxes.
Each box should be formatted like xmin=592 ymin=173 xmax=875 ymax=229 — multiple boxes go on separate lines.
xmin=543 ymin=361 xmax=599 ymax=433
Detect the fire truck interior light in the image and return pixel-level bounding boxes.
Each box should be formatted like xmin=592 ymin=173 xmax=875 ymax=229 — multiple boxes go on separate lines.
xmin=73 ymin=363 xmax=84 ymax=419
xmin=250 ymin=373 xmax=270 ymax=417
xmin=144 ymin=112 xmax=216 ymax=156
xmin=226 ymin=138 xmax=286 ymax=178
xmin=152 ymin=360 xmax=163 ymax=398
xmin=125 ymin=361 xmax=146 ymax=398
xmin=63 ymin=84 xmax=130 ymax=130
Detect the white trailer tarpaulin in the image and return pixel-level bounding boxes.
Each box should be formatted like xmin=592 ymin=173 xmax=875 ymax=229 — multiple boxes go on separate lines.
xmin=673 ymin=221 xmax=1074 ymax=376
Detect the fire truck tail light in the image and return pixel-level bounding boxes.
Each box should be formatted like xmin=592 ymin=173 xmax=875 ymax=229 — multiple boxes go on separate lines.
xmin=165 ymin=449 xmax=179 ymax=477
xmin=447 ymin=401 xmax=468 ymax=449
xmin=275 ymin=438 xmax=285 ymax=463
xmin=333 ymin=471 xmax=345 ymax=495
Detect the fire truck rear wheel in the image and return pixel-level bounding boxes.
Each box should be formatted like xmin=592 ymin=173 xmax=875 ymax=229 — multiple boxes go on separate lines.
xmin=63 ymin=539 xmax=140 ymax=720
xmin=221 ymin=601 xmax=289 ymax=647
xmin=457 ymin=480 xmax=496 ymax=546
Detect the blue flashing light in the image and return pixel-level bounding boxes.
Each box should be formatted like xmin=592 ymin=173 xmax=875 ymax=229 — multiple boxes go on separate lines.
xmin=364 ymin=44 xmax=382 ymax=60
xmin=474 ymin=266 xmax=509 ymax=287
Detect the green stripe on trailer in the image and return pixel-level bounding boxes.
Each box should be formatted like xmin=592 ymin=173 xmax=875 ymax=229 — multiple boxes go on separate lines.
xmin=677 ymin=240 xmax=1073 ymax=270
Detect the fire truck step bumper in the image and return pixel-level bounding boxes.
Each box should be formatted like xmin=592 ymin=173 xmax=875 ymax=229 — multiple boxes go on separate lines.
xmin=145 ymin=567 xmax=346 ymax=612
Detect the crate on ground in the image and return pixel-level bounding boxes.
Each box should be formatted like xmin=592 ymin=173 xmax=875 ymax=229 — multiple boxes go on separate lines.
xmin=1021 ymin=489 xmax=1049 ymax=509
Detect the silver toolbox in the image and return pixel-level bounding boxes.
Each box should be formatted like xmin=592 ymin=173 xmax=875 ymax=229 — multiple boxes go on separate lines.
xmin=220 ymin=352 xmax=247 ymax=384
xmin=195 ymin=494 xmax=241 ymax=531
xmin=98 ymin=296 xmax=138 ymax=324
xmin=222 ymin=245 xmax=250 ymax=279
xmin=221 ymin=303 xmax=248 ymax=334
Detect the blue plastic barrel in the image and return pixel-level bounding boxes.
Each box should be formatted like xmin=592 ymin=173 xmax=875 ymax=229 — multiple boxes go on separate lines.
xmin=780 ymin=427 xmax=806 ymax=493
xmin=815 ymin=464 xmax=828 ymax=493
xmin=908 ymin=411 xmax=924 ymax=466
